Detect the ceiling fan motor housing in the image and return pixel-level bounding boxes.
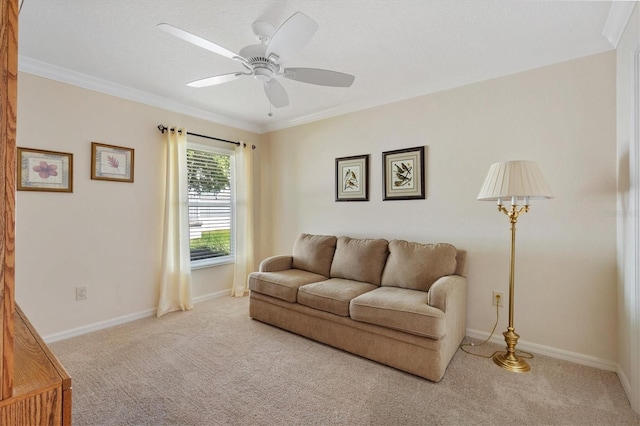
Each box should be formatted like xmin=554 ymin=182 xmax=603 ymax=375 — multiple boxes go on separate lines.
xmin=251 ymin=58 xmax=278 ymax=81
xmin=239 ymin=44 xmax=280 ymax=81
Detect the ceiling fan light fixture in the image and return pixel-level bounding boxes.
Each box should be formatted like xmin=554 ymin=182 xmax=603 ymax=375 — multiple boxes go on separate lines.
xmin=254 ymin=67 xmax=273 ymax=82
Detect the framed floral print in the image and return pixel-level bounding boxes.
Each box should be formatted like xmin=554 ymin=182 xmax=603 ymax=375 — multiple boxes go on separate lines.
xmin=382 ymin=146 xmax=426 ymax=200
xmin=335 ymin=154 xmax=369 ymax=201
xmin=91 ymin=142 xmax=134 ymax=183
xmin=17 ymin=147 xmax=73 ymax=192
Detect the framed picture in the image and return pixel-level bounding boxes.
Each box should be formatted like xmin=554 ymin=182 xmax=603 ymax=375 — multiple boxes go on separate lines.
xmin=382 ymin=146 xmax=426 ymax=200
xmin=335 ymin=154 xmax=369 ymax=201
xmin=91 ymin=142 xmax=134 ymax=182
xmin=17 ymin=147 xmax=73 ymax=192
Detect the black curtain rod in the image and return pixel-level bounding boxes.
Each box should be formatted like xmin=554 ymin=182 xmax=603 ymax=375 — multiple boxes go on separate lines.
xmin=157 ymin=125 xmax=255 ymax=149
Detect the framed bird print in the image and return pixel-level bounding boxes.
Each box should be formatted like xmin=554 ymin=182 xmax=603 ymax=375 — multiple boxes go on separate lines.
xmin=382 ymin=146 xmax=426 ymax=200
xmin=335 ymin=154 xmax=369 ymax=202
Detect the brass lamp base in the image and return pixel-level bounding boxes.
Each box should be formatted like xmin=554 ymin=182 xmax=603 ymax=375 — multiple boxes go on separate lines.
xmin=493 ymin=327 xmax=531 ymax=373
xmin=493 ymin=352 xmax=531 ymax=373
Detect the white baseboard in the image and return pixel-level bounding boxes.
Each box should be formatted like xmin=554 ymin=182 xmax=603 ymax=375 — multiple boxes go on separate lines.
xmin=43 ymin=289 xmax=232 ymax=344
xmin=617 ymin=365 xmax=633 ymax=399
xmin=193 ymin=289 xmax=232 ymax=304
xmin=466 ymin=328 xmax=618 ymax=372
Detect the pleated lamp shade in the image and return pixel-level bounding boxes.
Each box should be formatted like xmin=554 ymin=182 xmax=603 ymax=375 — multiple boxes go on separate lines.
xmin=477 ymin=160 xmax=553 ymax=201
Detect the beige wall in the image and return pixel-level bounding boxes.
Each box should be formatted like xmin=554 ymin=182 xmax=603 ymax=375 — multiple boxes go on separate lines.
xmin=15 ymin=73 xmax=264 ymax=337
xmin=16 ymin=51 xmax=619 ymax=368
xmin=263 ymin=51 xmax=617 ymax=363
xmin=616 ymin=3 xmax=640 ymax=413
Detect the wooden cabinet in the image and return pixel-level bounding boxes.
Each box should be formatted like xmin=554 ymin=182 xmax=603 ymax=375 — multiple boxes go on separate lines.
xmin=0 ymin=1 xmax=72 ymax=424
xmin=0 ymin=306 xmax=72 ymax=424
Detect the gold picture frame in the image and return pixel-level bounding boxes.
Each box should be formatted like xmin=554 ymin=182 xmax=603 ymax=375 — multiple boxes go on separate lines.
xmin=91 ymin=142 xmax=134 ymax=183
xmin=17 ymin=147 xmax=73 ymax=192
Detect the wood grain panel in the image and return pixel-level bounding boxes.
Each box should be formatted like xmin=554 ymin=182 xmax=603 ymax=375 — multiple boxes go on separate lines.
xmin=0 ymin=0 xmax=18 ymax=401
xmin=13 ymin=307 xmax=68 ymax=396
xmin=0 ymin=387 xmax=62 ymax=425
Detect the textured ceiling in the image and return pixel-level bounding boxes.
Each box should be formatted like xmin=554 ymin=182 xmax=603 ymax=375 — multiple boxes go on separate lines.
xmin=18 ymin=0 xmax=617 ymax=133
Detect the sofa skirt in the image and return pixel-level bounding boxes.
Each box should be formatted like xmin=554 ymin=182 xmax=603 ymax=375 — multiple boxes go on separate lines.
xmin=249 ymin=291 xmax=458 ymax=382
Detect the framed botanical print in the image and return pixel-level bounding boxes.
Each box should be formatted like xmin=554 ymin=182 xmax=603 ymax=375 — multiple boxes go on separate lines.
xmin=382 ymin=146 xmax=426 ymax=200
xmin=17 ymin=147 xmax=73 ymax=192
xmin=335 ymin=154 xmax=369 ymax=201
xmin=91 ymin=142 xmax=134 ymax=182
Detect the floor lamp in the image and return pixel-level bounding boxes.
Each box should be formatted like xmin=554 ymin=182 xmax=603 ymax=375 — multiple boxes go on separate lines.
xmin=477 ymin=160 xmax=553 ymax=373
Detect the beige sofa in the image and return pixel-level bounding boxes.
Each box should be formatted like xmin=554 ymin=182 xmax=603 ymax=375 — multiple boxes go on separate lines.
xmin=248 ymin=233 xmax=467 ymax=382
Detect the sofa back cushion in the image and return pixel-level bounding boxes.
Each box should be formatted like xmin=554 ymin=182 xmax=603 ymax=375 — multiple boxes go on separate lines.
xmin=381 ymin=240 xmax=457 ymax=291
xmin=330 ymin=237 xmax=389 ymax=285
xmin=291 ymin=233 xmax=337 ymax=277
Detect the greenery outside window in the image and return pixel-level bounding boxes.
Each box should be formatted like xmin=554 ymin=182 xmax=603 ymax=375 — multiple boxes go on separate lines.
xmin=187 ymin=143 xmax=234 ymax=268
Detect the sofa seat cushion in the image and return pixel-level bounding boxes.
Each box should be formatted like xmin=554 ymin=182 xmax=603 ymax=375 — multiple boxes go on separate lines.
xmin=330 ymin=237 xmax=389 ymax=285
xmin=349 ymin=287 xmax=446 ymax=339
xmin=381 ymin=240 xmax=457 ymax=291
xmin=298 ymin=279 xmax=378 ymax=317
xmin=248 ymin=269 xmax=328 ymax=303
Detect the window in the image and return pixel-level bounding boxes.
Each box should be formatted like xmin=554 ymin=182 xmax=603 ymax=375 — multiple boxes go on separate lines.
xmin=187 ymin=143 xmax=234 ymax=268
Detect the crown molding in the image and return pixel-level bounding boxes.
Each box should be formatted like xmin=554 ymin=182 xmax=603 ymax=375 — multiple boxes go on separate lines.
xmin=17 ymin=55 xmax=264 ymax=134
xmin=602 ymin=1 xmax=637 ymax=48
xmin=263 ymin=102 xmax=369 ymax=133
xmin=262 ymin=87 xmax=437 ymax=133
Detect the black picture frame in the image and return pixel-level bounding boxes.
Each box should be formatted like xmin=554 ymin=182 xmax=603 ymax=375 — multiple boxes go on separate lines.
xmin=382 ymin=146 xmax=426 ymax=200
xmin=335 ymin=154 xmax=369 ymax=201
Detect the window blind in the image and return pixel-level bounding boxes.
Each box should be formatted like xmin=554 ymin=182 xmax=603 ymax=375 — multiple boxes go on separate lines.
xmin=187 ymin=147 xmax=234 ymax=263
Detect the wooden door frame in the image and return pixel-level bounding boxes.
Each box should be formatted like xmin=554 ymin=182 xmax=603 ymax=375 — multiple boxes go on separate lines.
xmin=0 ymin=0 xmax=18 ymax=401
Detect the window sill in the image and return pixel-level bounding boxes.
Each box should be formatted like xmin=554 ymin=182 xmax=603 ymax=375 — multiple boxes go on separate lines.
xmin=191 ymin=257 xmax=234 ymax=270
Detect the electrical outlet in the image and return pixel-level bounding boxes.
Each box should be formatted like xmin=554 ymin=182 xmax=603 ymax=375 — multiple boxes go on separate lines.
xmin=76 ymin=286 xmax=87 ymax=301
xmin=492 ymin=291 xmax=504 ymax=307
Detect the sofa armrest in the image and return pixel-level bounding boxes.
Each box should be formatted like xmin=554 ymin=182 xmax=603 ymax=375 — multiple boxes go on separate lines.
xmin=259 ymin=255 xmax=294 ymax=272
xmin=427 ymin=275 xmax=467 ymax=312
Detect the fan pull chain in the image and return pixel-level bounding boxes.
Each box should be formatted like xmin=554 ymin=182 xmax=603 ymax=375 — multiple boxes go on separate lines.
xmin=268 ymin=83 xmax=273 ymax=117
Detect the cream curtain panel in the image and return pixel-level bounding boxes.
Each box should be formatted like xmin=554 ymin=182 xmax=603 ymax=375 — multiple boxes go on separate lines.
xmin=157 ymin=127 xmax=193 ymax=317
xmin=232 ymin=142 xmax=255 ymax=297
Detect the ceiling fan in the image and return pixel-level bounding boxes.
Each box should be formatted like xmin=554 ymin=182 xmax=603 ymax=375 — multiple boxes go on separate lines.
xmin=158 ymin=12 xmax=355 ymax=109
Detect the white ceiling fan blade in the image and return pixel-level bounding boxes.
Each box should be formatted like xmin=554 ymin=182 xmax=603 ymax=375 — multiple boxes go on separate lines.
xmin=187 ymin=72 xmax=245 ymax=88
xmin=283 ymin=68 xmax=355 ymax=87
xmin=265 ymin=12 xmax=318 ymax=61
xmin=263 ymin=79 xmax=289 ymax=108
xmin=157 ymin=23 xmax=244 ymax=62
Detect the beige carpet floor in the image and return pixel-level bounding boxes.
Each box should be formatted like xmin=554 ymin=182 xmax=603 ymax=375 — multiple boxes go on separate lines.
xmin=49 ymin=296 xmax=639 ymax=426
